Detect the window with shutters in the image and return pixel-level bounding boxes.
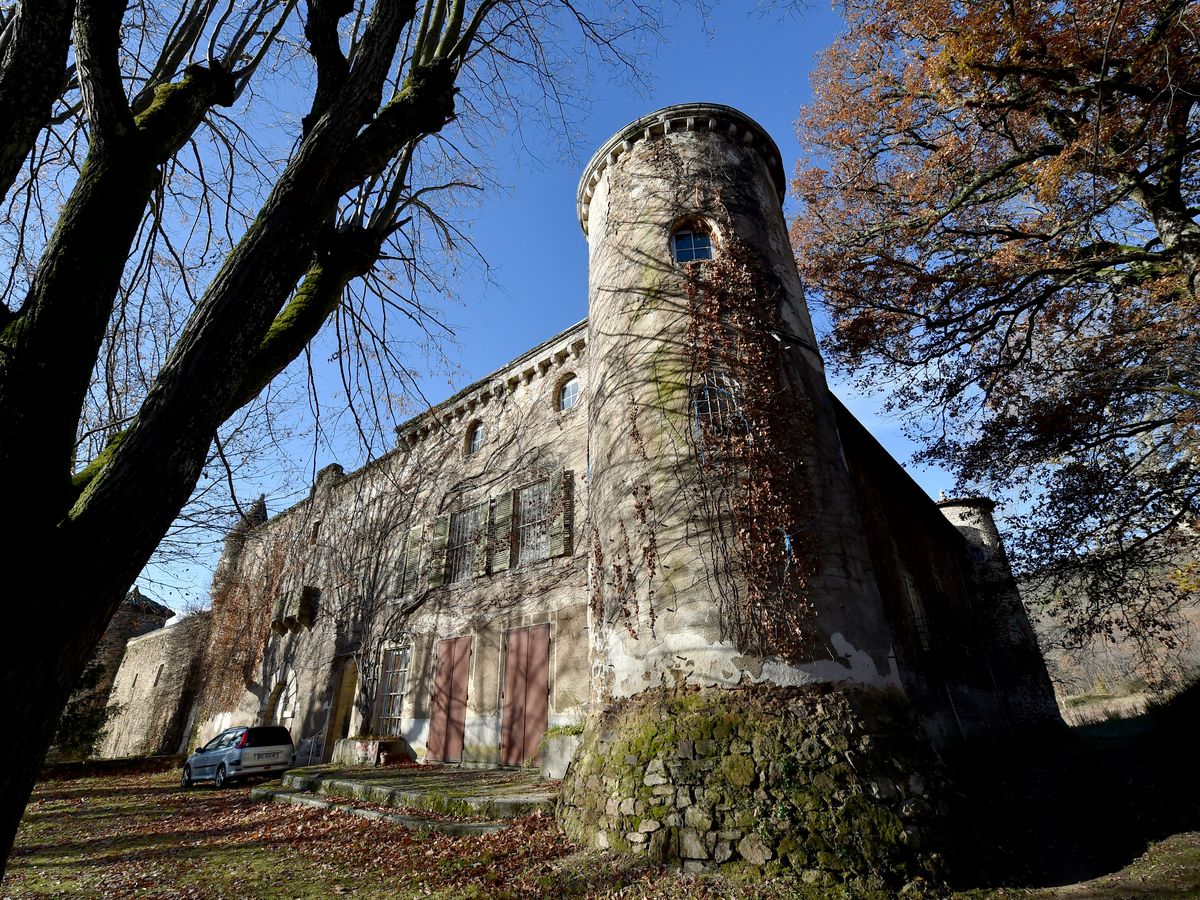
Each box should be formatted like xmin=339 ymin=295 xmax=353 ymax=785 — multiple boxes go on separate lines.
xmin=376 ymin=646 xmax=410 ymax=737
xmin=490 ymin=492 xmax=515 ymax=574
xmin=447 ymin=507 xmax=481 ymax=584
xmin=514 ymin=479 xmax=551 ymax=565
xmin=397 ymin=524 xmax=423 ymax=596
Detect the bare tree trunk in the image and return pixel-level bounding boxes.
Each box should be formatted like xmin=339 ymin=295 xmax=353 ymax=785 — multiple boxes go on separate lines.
xmin=0 ymin=557 xmax=136 ymax=871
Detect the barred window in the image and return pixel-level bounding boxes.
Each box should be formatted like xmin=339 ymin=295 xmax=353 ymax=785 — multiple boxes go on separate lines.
xmin=376 ymin=647 xmax=410 ymax=737
xmin=447 ymin=507 xmax=481 ymax=584
xmin=515 ymin=479 xmax=551 ymax=566
xmin=692 ymin=372 xmax=742 ymax=435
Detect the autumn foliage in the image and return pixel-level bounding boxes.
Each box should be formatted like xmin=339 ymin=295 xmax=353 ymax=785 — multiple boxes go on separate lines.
xmin=793 ymin=0 xmax=1199 ymax=650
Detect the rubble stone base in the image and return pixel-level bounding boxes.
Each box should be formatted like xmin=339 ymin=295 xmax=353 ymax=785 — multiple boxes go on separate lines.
xmin=557 ymin=684 xmax=947 ymax=891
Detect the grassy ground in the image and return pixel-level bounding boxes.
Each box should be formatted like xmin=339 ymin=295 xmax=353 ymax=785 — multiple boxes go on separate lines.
xmin=4 ymin=769 xmax=1200 ymax=899
xmin=0 ymin=771 xmax=833 ymax=899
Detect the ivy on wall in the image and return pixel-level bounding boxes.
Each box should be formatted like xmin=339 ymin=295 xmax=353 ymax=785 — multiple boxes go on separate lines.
xmin=682 ymin=241 xmax=819 ymax=661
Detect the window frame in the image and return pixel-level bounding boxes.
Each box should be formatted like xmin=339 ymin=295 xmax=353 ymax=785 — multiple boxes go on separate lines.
xmin=513 ymin=478 xmax=552 ymax=566
xmin=446 ymin=507 xmax=482 ymax=584
xmin=902 ymin=573 xmax=933 ymax=652
xmin=671 ymin=226 xmax=714 ymax=263
xmin=466 ymin=421 xmax=487 ymax=456
xmin=557 ymin=375 xmax=579 ymax=412
xmin=375 ymin=645 xmax=411 ymax=737
xmin=691 ymin=371 xmax=743 ymax=438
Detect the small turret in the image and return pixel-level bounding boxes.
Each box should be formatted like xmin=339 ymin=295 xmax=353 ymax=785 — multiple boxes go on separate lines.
xmin=937 ymin=497 xmax=1061 ymax=728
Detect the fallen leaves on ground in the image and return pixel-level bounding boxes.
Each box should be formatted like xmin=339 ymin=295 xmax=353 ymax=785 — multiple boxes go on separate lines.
xmin=0 ymin=772 xmax=753 ymax=899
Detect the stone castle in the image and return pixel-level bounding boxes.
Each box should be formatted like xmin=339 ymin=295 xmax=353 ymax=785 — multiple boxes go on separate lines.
xmin=100 ymin=104 xmax=1061 ymax=882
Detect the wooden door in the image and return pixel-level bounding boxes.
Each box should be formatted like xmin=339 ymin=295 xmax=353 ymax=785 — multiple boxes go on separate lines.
xmin=500 ymin=624 xmax=550 ymax=766
xmin=323 ymin=657 xmax=358 ymax=762
xmin=426 ymin=636 xmax=472 ymax=763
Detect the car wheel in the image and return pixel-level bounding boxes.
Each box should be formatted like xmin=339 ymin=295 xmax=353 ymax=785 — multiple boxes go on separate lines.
xmin=180 ymin=765 xmax=193 ymax=790
xmin=214 ymin=764 xmax=228 ymax=789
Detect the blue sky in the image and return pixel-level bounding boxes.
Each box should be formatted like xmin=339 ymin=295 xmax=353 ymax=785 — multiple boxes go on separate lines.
xmin=143 ymin=1 xmax=954 ymax=611
xmin=423 ymin=1 xmax=951 ymax=489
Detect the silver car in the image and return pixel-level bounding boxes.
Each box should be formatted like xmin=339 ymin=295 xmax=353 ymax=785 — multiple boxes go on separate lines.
xmin=181 ymin=725 xmax=295 ymax=788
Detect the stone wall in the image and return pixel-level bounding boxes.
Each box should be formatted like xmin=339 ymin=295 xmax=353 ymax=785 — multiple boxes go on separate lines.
xmin=835 ymin=402 xmax=1061 ymax=743
xmin=98 ymin=611 xmax=211 ymax=758
xmin=49 ymin=587 xmax=174 ymax=760
xmin=559 ymin=684 xmax=946 ymax=891
xmin=937 ymin=498 xmax=1061 ymax=729
xmin=89 ymin=588 xmax=174 ymax=710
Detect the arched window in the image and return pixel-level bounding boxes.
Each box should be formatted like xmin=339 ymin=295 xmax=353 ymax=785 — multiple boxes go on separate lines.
xmin=557 ymin=375 xmax=579 ymax=411
xmin=671 ymin=225 xmax=713 ymax=263
xmin=466 ymin=421 xmax=487 ymax=455
xmin=261 ymin=677 xmax=297 ymax=726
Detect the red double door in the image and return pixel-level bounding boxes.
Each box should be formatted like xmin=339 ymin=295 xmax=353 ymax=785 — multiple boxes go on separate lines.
xmin=427 ymin=635 xmax=472 ymax=763
xmin=500 ymin=624 xmax=550 ymax=767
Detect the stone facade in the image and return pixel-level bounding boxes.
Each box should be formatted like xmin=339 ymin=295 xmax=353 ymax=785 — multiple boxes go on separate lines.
xmin=558 ymin=685 xmax=947 ymax=889
xmin=50 ymin=587 xmax=173 ymax=760
xmin=89 ymin=588 xmax=174 ymax=718
xmin=557 ymin=105 xmax=1058 ymax=883
xmin=103 ymin=103 xmax=1060 ymax=885
xmin=186 ymin=324 xmax=592 ymax=767
xmin=98 ymin=611 xmax=211 ymax=758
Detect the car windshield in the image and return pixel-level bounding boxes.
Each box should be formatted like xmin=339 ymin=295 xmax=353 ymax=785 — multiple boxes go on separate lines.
xmin=245 ymin=726 xmax=293 ymax=747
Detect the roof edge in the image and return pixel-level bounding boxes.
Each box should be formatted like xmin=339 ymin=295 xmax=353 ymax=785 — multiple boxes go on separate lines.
xmin=577 ymin=103 xmax=786 ymax=235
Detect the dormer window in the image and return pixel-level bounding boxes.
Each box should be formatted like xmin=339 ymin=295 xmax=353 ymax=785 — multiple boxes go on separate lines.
xmin=671 ymin=227 xmax=713 ymax=263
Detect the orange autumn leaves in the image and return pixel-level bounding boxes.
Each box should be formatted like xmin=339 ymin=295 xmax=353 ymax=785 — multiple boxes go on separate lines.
xmin=792 ymin=0 xmax=1199 ymax=645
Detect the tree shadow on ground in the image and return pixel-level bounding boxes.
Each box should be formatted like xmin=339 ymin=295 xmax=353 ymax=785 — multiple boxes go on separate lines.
xmin=944 ymin=683 xmax=1200 ymax=891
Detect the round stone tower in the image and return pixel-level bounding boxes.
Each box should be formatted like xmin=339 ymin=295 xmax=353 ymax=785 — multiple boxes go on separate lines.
xmin=938 ymin=497 xmax=1061 ymax=728
xmin=560 ymin=105 xmax=946 ymax=887
xmin=580 ymin=103 xmax=897 ymax=695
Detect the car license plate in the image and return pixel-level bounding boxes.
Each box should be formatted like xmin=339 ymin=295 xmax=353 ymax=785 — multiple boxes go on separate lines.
xmin=255 ymin=752 xmax=280 ymax=760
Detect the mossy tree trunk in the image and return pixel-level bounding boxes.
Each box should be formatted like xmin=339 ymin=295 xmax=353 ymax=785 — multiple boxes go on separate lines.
xmin=0 ymin=0 xmax=465 ymax=874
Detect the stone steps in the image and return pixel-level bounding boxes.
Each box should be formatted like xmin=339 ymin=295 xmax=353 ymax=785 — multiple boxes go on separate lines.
xmin=279 ymin=768 xmax=555 ymax=820
xmin=250 ymin=782 xmax=506 ymax=836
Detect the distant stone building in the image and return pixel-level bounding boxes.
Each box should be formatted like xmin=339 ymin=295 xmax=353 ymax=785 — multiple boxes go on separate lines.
xmin=50 ymin=587 xmax=173 ymax=760
xmin=91 ymin=587 xmax=175 ymax=710
xmin=105 ymin=104 xmax=1060 ymax=881
xmin=98 ymin=611 xmax=211 ymax=758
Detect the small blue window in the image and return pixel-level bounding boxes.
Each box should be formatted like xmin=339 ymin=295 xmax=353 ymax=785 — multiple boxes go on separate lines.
xmin=672 ymin=228 xmax=713 ymax=263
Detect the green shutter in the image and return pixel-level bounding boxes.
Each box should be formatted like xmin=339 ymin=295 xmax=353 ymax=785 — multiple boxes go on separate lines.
xmin=472 ymin=500 xmax=492 ymax=578
xmin=548 ymin=470 xmax=574 ymax=557
xmin=491 ymin=491 xmax=514 ymax=573
xmin=427 ymin=514 xmax=450 ymax=589
xmin=402 ymin=523 xmax=423 ymax=593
